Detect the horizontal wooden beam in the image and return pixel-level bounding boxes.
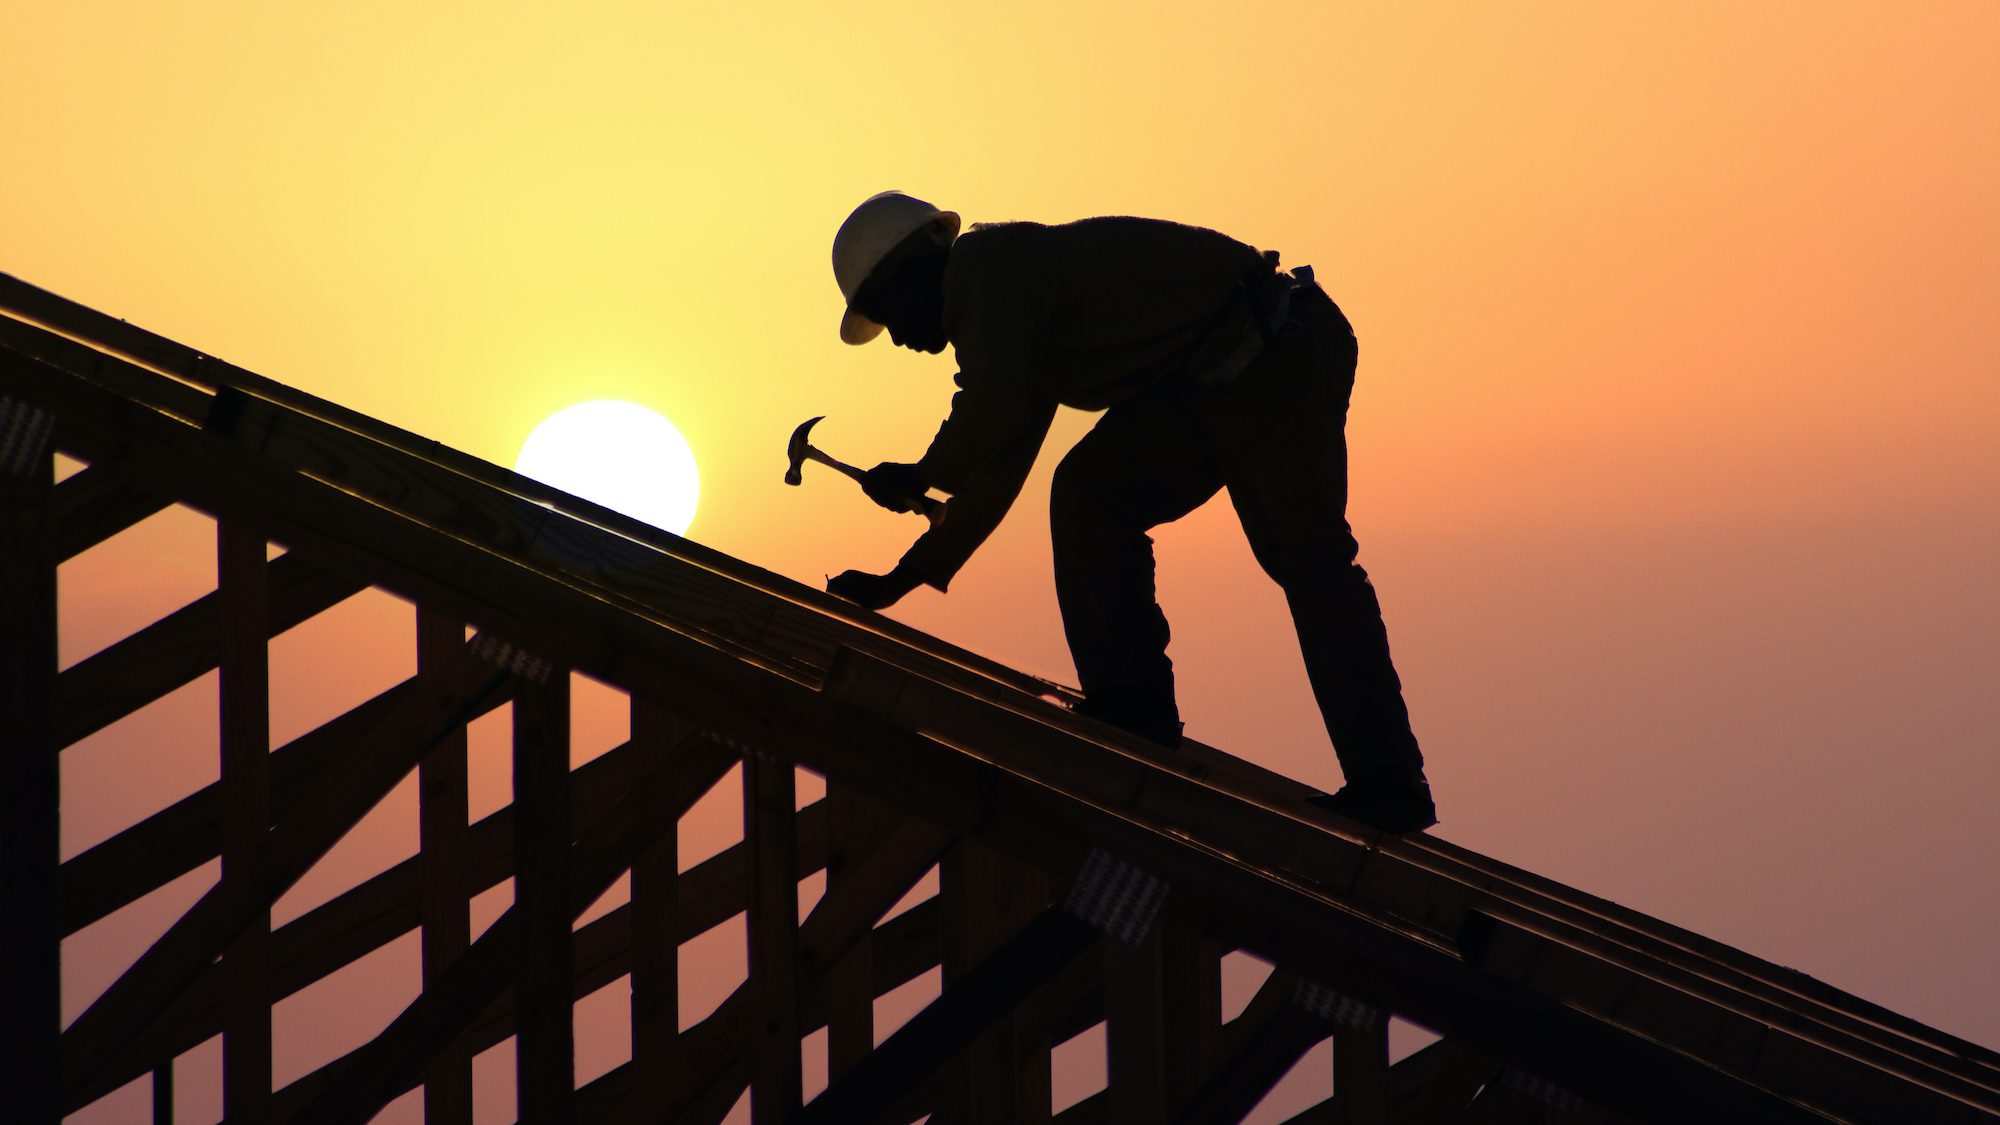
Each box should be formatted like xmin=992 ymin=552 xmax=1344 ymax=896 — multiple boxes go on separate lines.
xmin=53 ymin=455 xmax=174 ymax=561
xmin=61 ymin=645 xmax=510 ymax=1108
xmin=60 ymin=667 xmax=500 ymax=937
xmin=55 ymin=547 xmax=365 ymax=749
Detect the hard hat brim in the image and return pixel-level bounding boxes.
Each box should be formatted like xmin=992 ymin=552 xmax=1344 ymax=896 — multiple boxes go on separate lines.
xmin=839 ymin=309 xmax=886 ymax=346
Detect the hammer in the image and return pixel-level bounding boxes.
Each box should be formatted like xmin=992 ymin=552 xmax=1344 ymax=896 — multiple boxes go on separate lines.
xmin=784 ymin=415 xmax=945 ymax=526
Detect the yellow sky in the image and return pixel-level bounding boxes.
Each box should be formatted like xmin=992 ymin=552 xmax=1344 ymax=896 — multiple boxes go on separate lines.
xmin=12 ymin=1 xmax=1999 ymax=1111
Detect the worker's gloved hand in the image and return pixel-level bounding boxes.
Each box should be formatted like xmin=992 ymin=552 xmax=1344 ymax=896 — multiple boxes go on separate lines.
xmin=861 ymin=461 xmax=928 ymax=513
xmin=828 ymin=562 xmax=923 ymax=610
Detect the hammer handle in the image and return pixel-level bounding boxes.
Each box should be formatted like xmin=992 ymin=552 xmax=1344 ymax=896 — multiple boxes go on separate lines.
xmin=804 ymin=446 xmax=869 ymax=485
xmin=808 ymin=448 xmax=946 ymax=525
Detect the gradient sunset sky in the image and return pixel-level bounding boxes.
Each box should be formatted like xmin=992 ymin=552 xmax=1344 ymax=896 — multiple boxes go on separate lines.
xmin=10 ymin=1 xmax=1997 ymax=1119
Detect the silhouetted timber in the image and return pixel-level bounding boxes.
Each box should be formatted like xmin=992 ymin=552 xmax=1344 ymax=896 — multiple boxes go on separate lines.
xmin=5 ymin=273 xmax=1999 ymax=1124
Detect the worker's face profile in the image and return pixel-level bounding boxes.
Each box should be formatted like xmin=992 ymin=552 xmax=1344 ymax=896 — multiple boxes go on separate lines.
xmin=886 ymin=319 xmax=947 ymax=354
xmin=856 ymin=261 xmax=948 ymax=355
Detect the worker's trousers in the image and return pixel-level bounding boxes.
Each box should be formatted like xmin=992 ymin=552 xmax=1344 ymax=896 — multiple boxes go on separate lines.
xmin=1049 ymin=284 xmax=1424 ymax=778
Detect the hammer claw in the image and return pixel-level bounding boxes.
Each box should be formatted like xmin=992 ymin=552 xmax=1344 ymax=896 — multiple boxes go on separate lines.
xmin=784 ymin=413 xmax=946 ymax=528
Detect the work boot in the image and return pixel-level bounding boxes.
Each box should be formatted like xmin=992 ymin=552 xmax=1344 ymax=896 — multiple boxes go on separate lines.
xmin=1075 ymin=675 xmax=1183 ymax=750
xmin=1308 ymin=770 xmax=1437 ymax=835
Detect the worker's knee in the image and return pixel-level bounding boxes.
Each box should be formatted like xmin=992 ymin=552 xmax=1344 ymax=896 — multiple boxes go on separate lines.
xmin=1249 ymin=533 xmax=1362 ymax=592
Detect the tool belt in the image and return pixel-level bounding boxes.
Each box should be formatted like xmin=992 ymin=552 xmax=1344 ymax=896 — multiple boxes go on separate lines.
xmin=1185 ymin=252 xmax=1318 ymax=387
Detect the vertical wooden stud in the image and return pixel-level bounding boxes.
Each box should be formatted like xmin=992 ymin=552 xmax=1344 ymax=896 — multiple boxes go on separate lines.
xmin=1162 ymin=928 xmax=1223 ymax=1112
xmin=744 ymin=748 xmax=801 ymax=1125
xmin=823 ymin=782 xmax=881 ymax=1080
xmin=0 ymin=413 xmax=60 ymax=1125
xmin=1333 ymin=1020 xmax=1390 ymax=1125
xmin=514 ymin=664 xmax=573 ymax=1123
xmin=1004 ymin=861 xmax=1053 ymax=1125
xmin=1104 ymin=924 xmax=1169 ymax=1122
xmin=152 ymin=1061 xmax=174 ymax=1124
xmin=630 ymin=698 xmax=684 ymax=1075
xmin=417 ymin=610 xmax=472 ymax=1125
xmin=942 ymin=841 xmax=1047 ymax=1124
xmin=218 ymin=524 xmax=272 ymax=1123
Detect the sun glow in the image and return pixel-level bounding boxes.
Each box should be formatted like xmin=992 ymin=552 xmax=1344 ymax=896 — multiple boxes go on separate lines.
xmin=515 ymin=400 xmax=700 ymax=535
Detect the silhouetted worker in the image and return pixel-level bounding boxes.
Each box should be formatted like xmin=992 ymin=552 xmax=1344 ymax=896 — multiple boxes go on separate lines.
xmin=824 ymin=191 xmax=1436 ymax=834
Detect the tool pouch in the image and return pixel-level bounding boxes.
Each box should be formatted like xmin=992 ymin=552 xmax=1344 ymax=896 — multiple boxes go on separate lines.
xmin=1186 ymin=253 xmax=1314 ymax=387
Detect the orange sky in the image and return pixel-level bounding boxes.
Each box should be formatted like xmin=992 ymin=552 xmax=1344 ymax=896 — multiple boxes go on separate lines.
xmin=11 ymin=2 xmax=1998 ymax=1120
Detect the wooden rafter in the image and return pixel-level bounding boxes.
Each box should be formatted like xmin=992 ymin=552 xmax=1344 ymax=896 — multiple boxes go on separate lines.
xmin=7 ymin=280 xmax=2000 ymax=1125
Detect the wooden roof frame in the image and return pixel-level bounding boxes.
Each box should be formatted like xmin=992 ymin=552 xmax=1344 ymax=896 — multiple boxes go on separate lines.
xmin=4 ymin=271 xmax=1997 ymax=1124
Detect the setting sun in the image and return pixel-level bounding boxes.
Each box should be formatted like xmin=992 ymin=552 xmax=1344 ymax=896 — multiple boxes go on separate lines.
xmin=515 ymin=399 xmax=700 ymax=535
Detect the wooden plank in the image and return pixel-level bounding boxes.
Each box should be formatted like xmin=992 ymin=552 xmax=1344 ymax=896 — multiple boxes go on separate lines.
xmin=938 ymin=840 xmax=984 ymax=1122
xmin=513 ymin=662 xmax=574 ymax=1124
xmin=798 ymin=905 xmax=1101 ymax=1125
xmin=62 ymin=732 xmax=742 ymax=1113
xmin=1105 ymin=927 xmax=1168 ymax=1122
xmin=9 ymin=306 xmax=1103 ymax=795
xmin=1389 ymin=1040 xmax=1502 ymax=1125
xmin=417 ymin=610 xmax=473 ymax=1125
xmin=60 ymin=646 xmax=510 ymax=1108
xmin=9 ymin=348 xmax=1982 ymax=1124
xmin=284 ymin=720 xmax=708 ymax=1124
xmin=1270 ymin=1038 xmax=1502 ymax=1125
xmin=55 ymin=547 xmax=365 ymax=748
xmin=2 ymin=272 xmax=1085 ymax=708
xmin=218 ymin=523 xmax=272 ymax=1123
xmin=54 ymin=455 xmax=174 ymax=560
xmin=1173 ymin=1003 xmax=1325 ymax=1125
xmin=745 ymin=749 xmax=801 ymax=1125
xmin=629 ymin=698 xmax=684 ymax=1082
xmin=1332 ymin=1021 xmax=1389 ymax=1125
xmin=262 ymin=734 xmax=742 ymax=1122
xmin=211 ymin=385 xmax=836 ymax=680
xmin=823 ymin=783 xmax=887 ymax=1079
xmin=1162 ymin=927 xmax=1223 ymax=1111
xmin=60 ymin=665 xmax=504 ymax=937
xmin=153 ymin=1063 xmax=174 ymax=1125
xmin=572 ymin=888 xmax=944 ymax=1120
xmin=0 ymin=401 xmax=60 ymax=1125
xmin=600 ymin=813 xmax=954 ymax=1125
xmin=939 ymin=840 xmax=1050 ymax=1123
xmin=1182 ymin=733 xmax=2000 ymax=1095
xmin=11 ymin=288 xmax=2000 ymax=1112
xmin=1006 ymin=860 xmax=1056 ymax=1124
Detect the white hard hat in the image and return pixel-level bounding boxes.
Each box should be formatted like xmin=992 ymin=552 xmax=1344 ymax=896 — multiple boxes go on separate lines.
xmin=832 ymin=191 xmax=960 ymax=345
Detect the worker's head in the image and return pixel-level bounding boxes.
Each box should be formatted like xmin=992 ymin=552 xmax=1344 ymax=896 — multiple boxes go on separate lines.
xmin=833 ymin=191 xmax=958 ymax=353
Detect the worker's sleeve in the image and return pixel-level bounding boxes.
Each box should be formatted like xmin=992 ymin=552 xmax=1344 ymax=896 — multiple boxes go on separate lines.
xmin=897 ymin=396 xmax=1057 ymax=591
xmin=917 ymin=232 xmax=1050 ymax=493
xmin=914 ymin=366 xmax=1050 ymax=492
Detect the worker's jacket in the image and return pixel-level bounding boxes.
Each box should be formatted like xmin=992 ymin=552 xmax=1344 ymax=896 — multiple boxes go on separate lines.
xmin=901 ymin=216 xmax=1275 ymax=589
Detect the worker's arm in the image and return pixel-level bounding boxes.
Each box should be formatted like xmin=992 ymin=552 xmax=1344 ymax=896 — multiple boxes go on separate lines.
xmin=827 ymin=226 xmax=1054 ymax=609
xmin=898 ymin=396 xmax=1056 ymax=590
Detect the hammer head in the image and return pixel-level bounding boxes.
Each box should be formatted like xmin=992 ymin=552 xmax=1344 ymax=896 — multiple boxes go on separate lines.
xmin=783 ymin=415 xmax=825 ymax=485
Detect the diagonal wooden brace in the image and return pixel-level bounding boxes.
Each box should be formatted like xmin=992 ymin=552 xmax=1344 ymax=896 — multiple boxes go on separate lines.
xmin=60 ymin=645 xmax=511 ymax=1109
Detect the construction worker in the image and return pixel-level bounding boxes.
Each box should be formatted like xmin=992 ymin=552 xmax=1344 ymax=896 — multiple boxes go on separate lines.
xmin=824 ymin=191 xmax=1436 ymax=834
